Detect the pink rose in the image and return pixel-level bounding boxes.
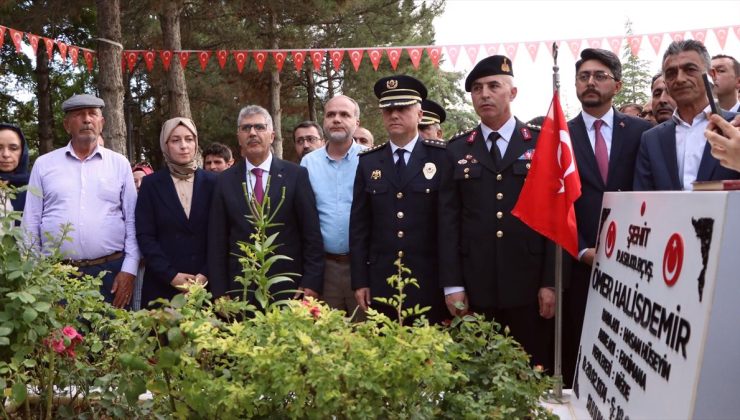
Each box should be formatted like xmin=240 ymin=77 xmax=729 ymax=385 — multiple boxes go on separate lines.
xmin=61 ymin=326 xmax=83 ymax=344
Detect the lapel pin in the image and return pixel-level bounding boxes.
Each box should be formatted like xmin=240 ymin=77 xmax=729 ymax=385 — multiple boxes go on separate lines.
xmin=371 ymin=169 xmax=382 ymax=180
xmin=520 ymin=127 xmax=532 ymax=140
xmin=423 ymin=162 xmax=437 ymax=180
xmin=466 ymin=131 xmax=475 ymax=144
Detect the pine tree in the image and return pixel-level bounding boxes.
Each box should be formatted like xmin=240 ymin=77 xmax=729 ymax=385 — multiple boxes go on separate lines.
xmin=614 ymin=20 xmax=652 ymax=109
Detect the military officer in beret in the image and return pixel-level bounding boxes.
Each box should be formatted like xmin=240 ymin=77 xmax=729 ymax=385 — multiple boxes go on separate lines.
xmin=419 ymin=99 xmax=446 ymax=141
xmin=350 ymin=75 xmax=447 ymax=324
xmin=438 ymin=55 xmax=555 ymax=369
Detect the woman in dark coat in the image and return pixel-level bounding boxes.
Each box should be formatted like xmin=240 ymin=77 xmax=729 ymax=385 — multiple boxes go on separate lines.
xmin=135 ymin=117 xmax=216 ymax=307
xmin=0 ymin=123 xmax=30 ymax=213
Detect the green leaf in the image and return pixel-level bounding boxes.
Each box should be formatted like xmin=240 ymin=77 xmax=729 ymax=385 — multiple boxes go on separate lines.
xmin=32 ymin=301 xmax=52 ymax=313
xmin=167 ymin=327 xmax=184 ymax=347
xmin=0 ymin=337 xmax=9 ymax=346
xmin=170 ymin=293 xmax=186 ymax=309
xmin=21 ymin=308 xmax=37 ymax=323
xmin=7 ymin=270 xmax=23 ymax=280
xmin=90 ymin=341 xmax=103 ymax=353
xmin=0 ymin=326 xmax=11 ymax=336
xmin=11 ymin=382 xmax=26 ymax=403
xmin=156 ymin=347 xmax=179 ymax=368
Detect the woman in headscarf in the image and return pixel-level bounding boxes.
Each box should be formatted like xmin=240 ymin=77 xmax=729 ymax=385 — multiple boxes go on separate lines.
xmin=0 ymin=123 xmax=30 ymax=213
xmin=132 ymin=162 xmax=154 ymax=192
xmin=135 ymin=118 xmax=217 ymax=307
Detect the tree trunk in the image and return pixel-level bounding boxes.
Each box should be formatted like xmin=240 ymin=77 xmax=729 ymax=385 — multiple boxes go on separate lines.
xmin=160 ymin=0 xmax=191 ymax=119
xmin=268 ymin=11 xmax=282 ymax=159
xmin=96 ymin=0 xmax=127 ymax=156
xmin=306 ymin=70 xmax=316 ymax=121
xmin=35 ymin=46 xmax=54 ymax=155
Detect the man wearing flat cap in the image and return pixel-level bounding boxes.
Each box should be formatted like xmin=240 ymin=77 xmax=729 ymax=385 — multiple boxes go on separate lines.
xmin=419 ymin=99 xmax=446 ymax=141
xmin=438 ymin=55 xmax=555 ymax=369
xmin=350 ymin=75 xmax=447 ymax=324
xmin=23 ymin=93 xmax=140 ymax=309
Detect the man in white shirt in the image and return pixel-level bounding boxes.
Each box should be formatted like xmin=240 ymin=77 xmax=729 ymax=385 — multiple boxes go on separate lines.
xmin=711 ymin=54 xmax=740 ymax=112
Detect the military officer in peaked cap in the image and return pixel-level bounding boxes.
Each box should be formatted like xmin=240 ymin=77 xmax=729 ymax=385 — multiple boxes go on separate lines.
xmin=349 ymin=75 xmax=448 ymax=324
xmin=438 ymin=55 xmax=556 ymax=370
xmin=419 ymin=99 xmax=446 ymax=141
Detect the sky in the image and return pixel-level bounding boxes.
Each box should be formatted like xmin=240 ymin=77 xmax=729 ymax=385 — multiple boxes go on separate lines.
xmin=433 ymin=0 xmax=740 ymax=120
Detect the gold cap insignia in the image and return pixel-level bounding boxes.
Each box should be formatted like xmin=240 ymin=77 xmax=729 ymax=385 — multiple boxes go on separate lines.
xmin=371 ymin=169 xmax=382 ymax=180
xmin=501 ymin=58 xmax=510 ymax=73
xmin=386 ymin=79 xmax=399 ymax=89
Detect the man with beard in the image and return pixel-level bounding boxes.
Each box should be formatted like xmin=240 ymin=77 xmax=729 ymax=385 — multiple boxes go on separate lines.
xmin=293 ymin=121 xmax=325 ymax=162
xmin=635 ymin=40 xmax=740 ymax=190
xmin=564 ymin=48 xmax=653 ymax=386
xmin=651 ymin=73 xmax=677 ymax=124
xmin=301 ymin=95 xmax=366 ymax=320
xmin=351 ymin=75 xmax=448 ymax=324
xmin=208 ymin=105 xmax=324 ymax=302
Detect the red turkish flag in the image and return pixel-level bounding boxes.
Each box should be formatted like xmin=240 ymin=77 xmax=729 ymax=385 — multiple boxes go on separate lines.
xmin=159 ymin=50 xmax=173 ymax=70
xmin=329 ymin=49 xmax=344 ymax=71
xmin=143 ymin=50 xmax=156 ymax=71
xmin=503 ymin=43 xmax=518 ymax=61
xmin=68 ymin=45 xmax=79 ymax=66
xmin=484 ymin=43 xmax=499 ymax=56
xmin=56 ymin=40 xmax=68 ymax=62
xmin=253 ymin=51 xmax=267 ymax=72
xmin=512 ymin=91 xmax=581 ymax=258
xmin=178 ymin=51 xmax=190 ymax=69
xmin=465 ymin=44 xmax=479 ymax=64
xmin=567 ymin=39 xmax=582 ymax=59
xmin=525 ymin=42 xmax=539 ymax=61
xmin=348 ymin=49 xmax=363 ymax=71
xmin=233 ymin=51 xmax=249 ymax=73
xmin=196 ymin=51 xmax=211 ymax=70
xmin=607 ymin=37 xmax=622 ymax=55
xmin=670 ymin=31 xmax=685 ymax=43
xmin=216 ymin=49 xmax=228 ymax=69
xmin=310 ymin=50 xmax=325 ymax=71
xmin=292 ymin=51 xmax=306 ymax=71
xmin=691 ymin=29 xmax=707 ymax=44
xmin=83 ymin=49 xmax=94 ymax=72
xmin=124 ymin=51 xmax=138 ymax=72
xmin=367 ymin=48 xmax=382 ymax=70
xmin=0 ymin=26 xmax=6 ymax=48
xmin=26 ymin=33 xmax=39 ymax=55
xmin=712 ymin=28 xmax=727 ymax=49
xmin=648 ymin=33 xmax=663 ymax=55
xmin=407 ymin=47 xmax=422 ymax=69
xmin=426 ymin=46 xmax=442 ymax=68
xmin=445 ymin=45 xmax=460 ymax=67
xmin=386 ymin=48 xmax=402 ymax=70
xmin=587 ymin=38 xmax=602 ymax=49
xmin=627 ymin=35 xmax=642 ymax=56
xmin=272 ymin=51 xmax=286 ymax=72
xmin=8 ymin=28 xmax=23 ymax=53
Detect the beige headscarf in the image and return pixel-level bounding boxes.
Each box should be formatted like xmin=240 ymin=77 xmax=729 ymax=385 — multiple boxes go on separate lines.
xmin=160 ymin=117 xmax=200 ymax=179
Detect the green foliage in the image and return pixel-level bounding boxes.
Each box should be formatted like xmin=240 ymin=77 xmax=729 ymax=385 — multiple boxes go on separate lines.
xmin=614 ymin=20 xmax=652 ymax=109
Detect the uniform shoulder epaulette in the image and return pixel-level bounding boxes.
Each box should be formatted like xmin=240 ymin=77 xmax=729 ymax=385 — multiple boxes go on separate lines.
xmin=526 ymin=122 xmax=541 ymax=131
xmin=421 ymin=138 xmax=446 ymax=148
xmin=448 ymin=127 xmax=476 ymax=143
xmin=358 ymin=141 xmax=388 ymax=155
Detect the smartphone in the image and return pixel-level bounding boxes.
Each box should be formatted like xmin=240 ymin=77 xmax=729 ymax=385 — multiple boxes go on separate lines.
xmin=702 ymin=73 xmax=720 ymax=114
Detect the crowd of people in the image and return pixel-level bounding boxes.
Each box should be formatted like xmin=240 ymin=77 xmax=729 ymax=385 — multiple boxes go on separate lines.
xmin=2 ymin=39 xmax=740 ymax=381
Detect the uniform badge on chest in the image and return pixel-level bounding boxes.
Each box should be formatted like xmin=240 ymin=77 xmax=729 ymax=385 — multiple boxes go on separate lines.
xmin=371 ymin=169 xmax=382 ymax=180
xmin=423 ymin=162 xmax=436 ymax=180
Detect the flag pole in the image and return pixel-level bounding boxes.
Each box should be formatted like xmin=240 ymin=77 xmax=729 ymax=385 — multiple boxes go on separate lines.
xmin=551 ymin=41 xmax=567 ymax=402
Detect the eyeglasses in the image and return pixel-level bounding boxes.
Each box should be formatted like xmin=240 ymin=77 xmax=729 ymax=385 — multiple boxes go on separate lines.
xmin=295 ymin=136 xmax=321 ymax=145
xmin=239 ymin=123 xmax=269 ymax=133
xmin=576 ymin=71 xmax=616 ymax=83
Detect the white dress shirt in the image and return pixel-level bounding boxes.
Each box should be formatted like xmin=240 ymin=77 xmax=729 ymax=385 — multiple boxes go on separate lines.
xmin=480 ymin=115 xmax=516 ymax=157
xmin=673 ymin=106 xmax=710 ymax=190
xmin=245 ymin=152 xmax=273 ymax=199
xmin=581 ymin=107 xmax=615 ymax=158
xmin=389 ymin=135 xmax=418 ymax=163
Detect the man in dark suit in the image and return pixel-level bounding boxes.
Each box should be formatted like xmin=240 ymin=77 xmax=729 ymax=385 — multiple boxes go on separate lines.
xmin=635 ymin=40 xmax=740 ymax=190
xmin=438 ymin=55 xmax=555 ymax=370
xmin=563 ymin=48 xmax=653 ymax=386
xmin=208 ymin=105 xmax=324 ymax=302
xmin=350 ymin=75 xmax=448 ymax=324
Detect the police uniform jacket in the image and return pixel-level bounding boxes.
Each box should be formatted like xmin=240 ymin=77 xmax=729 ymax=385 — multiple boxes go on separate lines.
xmin=438 ymin=119 xmax=555 ymax=310
xmin=350 ymin=136 xmax=447 ymax=321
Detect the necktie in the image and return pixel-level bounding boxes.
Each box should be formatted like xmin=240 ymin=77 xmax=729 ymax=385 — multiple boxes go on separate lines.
xmin=395 ymin=149 xmax=407 ymax=177
xmin=251 ymin=167 xmax=265 ymax=204
xmin=593 ymin=120 xmax=609 ymax=183
xmin=489 ymin=132 xmax=502 ymax=165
